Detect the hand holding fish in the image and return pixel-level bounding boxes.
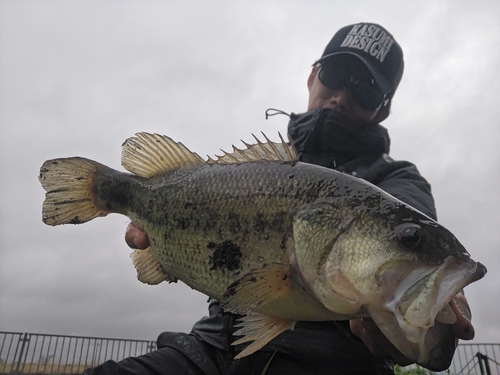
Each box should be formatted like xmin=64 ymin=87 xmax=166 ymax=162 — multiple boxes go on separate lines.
xmin=125 ymin=222 xmax=150 ymax=250
xmin=449 ymin=292 xmax=475 ymax=340
xmin=350 ymin=291 xmax=474 ymax=366
xmin=350 ymin=317 xmax=414 ymax=366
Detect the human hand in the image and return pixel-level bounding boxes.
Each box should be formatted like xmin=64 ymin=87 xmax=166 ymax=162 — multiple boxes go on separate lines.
xmin=349 ymin=317 xmax=413 ymax=366
xmin=125 ymin=222 xmax=150 ymax=249
xmin=448 ymin=292 xmax=475 ymax=340
xmin=349 ymin=292 xmax=474 ymax=365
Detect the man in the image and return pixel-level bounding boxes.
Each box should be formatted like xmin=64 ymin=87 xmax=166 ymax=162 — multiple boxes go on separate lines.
xmin=85 ymin=23 xmax=474 ymax=375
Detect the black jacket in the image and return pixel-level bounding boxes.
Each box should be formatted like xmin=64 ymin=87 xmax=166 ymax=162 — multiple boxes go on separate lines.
xmin=286 ymin=108 xmax=436 ymax=220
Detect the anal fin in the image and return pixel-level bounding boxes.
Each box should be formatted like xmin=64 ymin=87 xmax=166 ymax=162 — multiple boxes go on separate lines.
xmin=233 ymin=313 xmax=296 ymax=359
xmin=130 ymin=247 xmax=177 ymax=285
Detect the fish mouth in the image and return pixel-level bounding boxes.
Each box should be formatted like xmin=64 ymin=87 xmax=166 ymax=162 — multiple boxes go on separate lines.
xmin=374 ymin=256 xmax=486 ymax=370
xmin=386 ymin=256 xmax=486 ymax=343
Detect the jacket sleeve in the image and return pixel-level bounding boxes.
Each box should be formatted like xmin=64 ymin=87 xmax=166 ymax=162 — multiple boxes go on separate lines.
xmin=352 ymin=154 xmax=438 ymax=221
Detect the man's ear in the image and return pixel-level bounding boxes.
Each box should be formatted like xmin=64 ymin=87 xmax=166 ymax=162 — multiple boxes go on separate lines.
xmin=374 ymin=103 xmax=390 ymax=123
xmin=307 ymin=66 xmax=319 ymax=91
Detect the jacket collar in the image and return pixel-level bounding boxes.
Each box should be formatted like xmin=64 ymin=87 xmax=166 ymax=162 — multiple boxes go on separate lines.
xmin=287 ymin=108 xmax=390 ymax=170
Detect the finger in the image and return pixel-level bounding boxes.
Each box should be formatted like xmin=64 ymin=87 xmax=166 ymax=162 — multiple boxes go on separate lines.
xmin=449 ymin=295 xmax=475 ymax=340
xmin=349 ymin=319 xmax=413 ymax=366
xmin=125 ymin=222 xmax=150 ymax=249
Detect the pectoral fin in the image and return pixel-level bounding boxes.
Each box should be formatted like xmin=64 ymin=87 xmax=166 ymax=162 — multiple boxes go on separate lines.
xmin=221 ymin=263 xmax=293 ymax=315
xmin=232 ymin=313 xmax=296 ymax=359
xmin=221 ymin=263 xmax=345 ymax=320
xmin=130 ymin=248 xmax=177 ymax=285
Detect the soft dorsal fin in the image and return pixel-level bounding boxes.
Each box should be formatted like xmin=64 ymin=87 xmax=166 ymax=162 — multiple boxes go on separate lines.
xmin=207 ymin=132 xmax=298 ymax=165
xmin=121 ymin=133 xmax=204 ymax=178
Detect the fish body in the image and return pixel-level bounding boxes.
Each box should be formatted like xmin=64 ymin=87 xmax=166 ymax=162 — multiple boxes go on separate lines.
xmin=39 ymin=133 xmax=486 ymax=371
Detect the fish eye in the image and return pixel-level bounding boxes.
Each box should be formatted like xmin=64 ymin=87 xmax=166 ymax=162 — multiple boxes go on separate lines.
xmin=396 ymin=223 xmax=426 ymax=249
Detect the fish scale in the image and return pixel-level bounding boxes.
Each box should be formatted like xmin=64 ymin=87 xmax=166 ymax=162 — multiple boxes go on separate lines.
xmin=131 ymin=161 xmax=340 ymax=298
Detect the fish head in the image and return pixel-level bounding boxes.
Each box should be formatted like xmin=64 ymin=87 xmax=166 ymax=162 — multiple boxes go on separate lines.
xmin=314 ymin=199 xmax=487 ymax=370
xmin=370 ymin=216 xmax=486 ymax=370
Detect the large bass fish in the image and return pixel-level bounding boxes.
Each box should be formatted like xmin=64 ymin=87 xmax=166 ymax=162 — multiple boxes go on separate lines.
xmin=39 ymin=132 xmax=486 ymax=371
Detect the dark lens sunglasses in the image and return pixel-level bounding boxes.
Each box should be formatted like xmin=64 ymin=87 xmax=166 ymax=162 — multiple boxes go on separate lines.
xmin=317 ymin=65 xmax=388 ymax=110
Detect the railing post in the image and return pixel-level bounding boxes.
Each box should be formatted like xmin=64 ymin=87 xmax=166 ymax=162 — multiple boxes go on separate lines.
xmin=476 ymin=352 xmax=492 ymax=375
xmin=148 ymin=341 xmax=156 ymax=352
xmin=14 ymin=333 xmax=30 ymax=373
xmin=484 ymin=354 xmax=492 ymax=375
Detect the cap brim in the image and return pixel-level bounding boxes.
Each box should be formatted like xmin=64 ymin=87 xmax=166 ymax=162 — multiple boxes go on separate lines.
xmin=316 ymin=52 xmax=393 ymax=94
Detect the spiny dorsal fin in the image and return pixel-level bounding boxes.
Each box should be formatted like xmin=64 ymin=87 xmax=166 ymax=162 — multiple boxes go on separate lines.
xmin=121 ymin=133 xmax=204 ymax=178
xmin=207 ymin=132 xmax=297 ymax=165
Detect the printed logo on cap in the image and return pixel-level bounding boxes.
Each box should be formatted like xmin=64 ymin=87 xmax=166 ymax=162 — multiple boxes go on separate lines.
xmin=340 ymin=24 xmax=395 ymax=63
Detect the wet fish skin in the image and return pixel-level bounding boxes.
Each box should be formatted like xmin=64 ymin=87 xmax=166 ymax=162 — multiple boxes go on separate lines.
xmin=39 ymin=132 xmax=486 ymax=370
xmin=127 ymin=160 xmax=341 ymax=298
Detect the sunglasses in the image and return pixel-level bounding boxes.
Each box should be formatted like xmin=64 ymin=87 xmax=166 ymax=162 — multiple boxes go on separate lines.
xmin=317 ymin=65 xmax=388 ymax=110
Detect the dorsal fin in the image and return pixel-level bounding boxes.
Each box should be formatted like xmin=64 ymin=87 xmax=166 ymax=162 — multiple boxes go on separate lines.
xmin=207 ymin=132 xmax=298 ymax=165
xmin=121 ymin=133 xmax=204 ymax=178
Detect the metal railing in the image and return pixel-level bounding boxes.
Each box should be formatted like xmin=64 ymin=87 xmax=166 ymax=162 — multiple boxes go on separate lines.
xmin=395 ymin=343 xmax=500 ymax=375
xmin=0 ymin=332 xmax=156 ymax=374
xmin=451 ymin=344 xmax=500 ymax=375
xmin=1 ymin=331 xmax=499 ymax=374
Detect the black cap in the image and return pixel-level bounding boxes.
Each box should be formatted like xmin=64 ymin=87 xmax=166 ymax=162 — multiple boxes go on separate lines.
xmin=316 ymin=23 xmax=404 ymax=95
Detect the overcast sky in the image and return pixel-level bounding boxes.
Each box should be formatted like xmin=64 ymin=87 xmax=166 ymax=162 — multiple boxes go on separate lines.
xmin=1 ymin=0 xmax=499 ymax=346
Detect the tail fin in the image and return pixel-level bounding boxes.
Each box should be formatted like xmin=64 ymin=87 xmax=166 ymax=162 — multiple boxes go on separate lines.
xmin=39 ymin=157 xmax=109 ymax=226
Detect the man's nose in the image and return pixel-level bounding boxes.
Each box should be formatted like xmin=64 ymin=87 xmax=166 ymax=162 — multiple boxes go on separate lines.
xmin=328 ymin=86 xmax=353 ymax=109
